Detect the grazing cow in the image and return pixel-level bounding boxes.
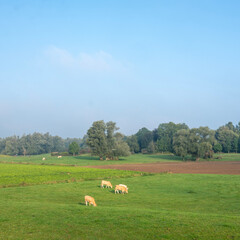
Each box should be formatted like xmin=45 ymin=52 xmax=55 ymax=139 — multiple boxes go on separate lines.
xmin=42 ymin=157 xmax=46 ymax=161
xmin=101 ymin=180 xmax=112 ymax=188
xmin=85 ymin=195 xmax=97 ymax=207
xmin=57 ymin=156 xmax=62 ymax=159
xmin=115 ymin=185 xmax=128 ymax=194
xmin=119 ymin=184 xmax=128 ymax=190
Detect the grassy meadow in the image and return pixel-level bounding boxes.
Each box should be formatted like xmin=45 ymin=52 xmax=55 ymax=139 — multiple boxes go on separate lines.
xmin=0 ymin=153 xmax=182 ymax=166
xmin=0 ymin=153 xmax=240 ymax=239
xmin=0 ymin=153 xmax=240 ymax=166
xmin=0 ymin=164 xmax=147 ymax=188
xmin=0 ymin=173 xmax=239 ymax=240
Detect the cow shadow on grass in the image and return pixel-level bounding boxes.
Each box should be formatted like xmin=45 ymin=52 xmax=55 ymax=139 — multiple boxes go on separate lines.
xmin=99 ymin=186 xmax=114 ymax=192
xmin=78 ymin=202 xmax=86 ymax=206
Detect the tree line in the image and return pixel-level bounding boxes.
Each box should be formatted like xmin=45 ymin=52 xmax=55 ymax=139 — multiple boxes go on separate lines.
xmin=126 ymin=121 xmax=240 ymax=160
xmin=1 ymin=121 xmax=240 ymax=160
xmin=0 ymin=132 xmax=86 ymax=156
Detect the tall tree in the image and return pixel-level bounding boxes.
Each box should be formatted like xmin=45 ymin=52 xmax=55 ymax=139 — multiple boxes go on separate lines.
xmin=4 ymin=136 xmax=19 ymax=155
xmin=173 ymin=129 xmax=190 ymax=160
xmin=87 ymin=120 xmax=130 ymax=160
xmin=106 ymin=121 xmax=119 ymax=159
xmin=112 ymin=132 xmax=131 ymax=159
xmin=147 ymin=141 xmax=155 ymax=154
xmin=126 ymin=135 xmax=140 ymax=153
xmin=68 ymin=141 xmax=80 ymax=156
xmin=225 ymin=122 xmax=236 ymax=132
xmin=87 ymin=120 xmax=107 ymax=160
xmin=136 ymin=128 xmax=153 ymax=151
xmin=52 ymin=136 xmax=65 ymax=152
xmin=216 ymin=127 xmax=239 ymax=153
xmin=188 ymin=127 xmax=215 ymax=159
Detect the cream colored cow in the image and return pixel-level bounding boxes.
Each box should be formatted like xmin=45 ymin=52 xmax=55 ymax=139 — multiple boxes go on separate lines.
xmin=57 ymin=156 xmax=62 ymax=159
xmin=119 ymin=184 xmax=128 ymax=190
xmin=101 ymin=180 xmax=113 ymax=188
xmin=42 ymin=157 xmax=46 ymax=161
xmin=85 ymin=196 xmax=97 ymax=207
xmin=115 ymin=185 xmax=128 ymax=194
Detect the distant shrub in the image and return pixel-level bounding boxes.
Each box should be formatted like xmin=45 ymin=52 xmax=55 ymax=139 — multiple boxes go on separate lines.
xmin=204 ymin=150 xmax=214 ymax=159
xmin=141 ymin=148 xmax=148 ymax=154
xmin=59 ymin=152 xmax=71 ymax=156
xmin=51 ymin=152 xmax=59 ymax=156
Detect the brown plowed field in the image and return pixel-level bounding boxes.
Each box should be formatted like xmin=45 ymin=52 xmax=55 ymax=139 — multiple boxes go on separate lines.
xmin=88 ymin=161 xmax=240 ymax=175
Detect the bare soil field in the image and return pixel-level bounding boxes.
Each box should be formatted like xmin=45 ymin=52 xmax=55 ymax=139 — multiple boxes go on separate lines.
xmin=88 ymin=161 xmax=240 ymax=175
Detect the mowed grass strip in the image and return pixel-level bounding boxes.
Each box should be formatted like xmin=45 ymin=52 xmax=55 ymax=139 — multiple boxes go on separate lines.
xmin=0 ymin=163 xmax=147 ymax=188
xmin=0 ymin=174 xmax=239 ymax=240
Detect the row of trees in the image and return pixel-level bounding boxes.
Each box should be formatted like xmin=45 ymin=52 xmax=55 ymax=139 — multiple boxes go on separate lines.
xmin=0 ymin=132 xmax=85 ymax=156
xmin=1 ymin=121 xmax=240 ymax=160
xmin=126 ymin=121 xmax=240 ymax=160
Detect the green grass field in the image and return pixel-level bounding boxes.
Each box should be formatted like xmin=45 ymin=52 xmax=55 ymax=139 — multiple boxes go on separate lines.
xmin=0 ymin=163 xmax=147 ymax=188
xmin=0 ymin=168 xmax=239 ymax=240
xmin=1 ymin=153 xmax=240 ymax=167
xmin=0 ymin=153 xmax=182 ymax=166
xmin=0 ymin=153 xmax=239 ymax=239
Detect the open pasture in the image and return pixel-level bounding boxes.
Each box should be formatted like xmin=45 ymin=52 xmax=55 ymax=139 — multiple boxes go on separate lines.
xmin=0 ymin=173 xmax=239 ymax=239
xmin=1 ymin=153 xmax=240 ymax=167
xmin=0 ymin=163 xmax=146 ymax=188
xmin=0 ymin=153 xmax=182 ymax=166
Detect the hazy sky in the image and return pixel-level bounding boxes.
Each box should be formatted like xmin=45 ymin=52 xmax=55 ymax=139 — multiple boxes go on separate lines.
xmin=0 ymin=0 xmax=240 ymax=138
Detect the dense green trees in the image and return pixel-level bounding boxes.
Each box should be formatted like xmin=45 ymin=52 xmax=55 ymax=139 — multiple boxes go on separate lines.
xmin=172 ymin=127 xmax=215 ymax=160
xmin=1 ymin=120 xmax=240 ymax=159
xmin=0 ymin=133 xmax=82 ymax=156
xmin=173 ymin=129 xmax=189 ymax=159
xmin=216 ymin=126 xmax=239 ymax=153
xmin=126 ymin=135 xmax=140 ymax=153
xmin=136 ymin=128 xmax=153 ymax=151
xmin=68 ymin=142 xmax=80 ymax=156
xmin=156 ymin=122 xmax=189 ymax=152
xmin=129 ymin=121 xmax=240 ymax=158
xmin=87 ymin=120 xmax=108 ymax=159
xmin=87 ymin=120 xmax=130 ymax=160
xmin=147 ymin=141 xmax=155 ymax=154
xmin=213 ymin=143 xmax=222 ymax=153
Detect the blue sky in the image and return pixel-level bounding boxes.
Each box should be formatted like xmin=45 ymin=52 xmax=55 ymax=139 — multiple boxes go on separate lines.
xmin=0 ymin=0 xmax=240 ymax=138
